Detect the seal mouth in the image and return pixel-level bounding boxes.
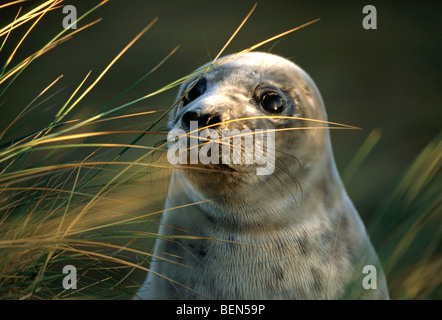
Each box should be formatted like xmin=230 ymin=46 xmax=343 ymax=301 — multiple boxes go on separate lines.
xmin=210 ymin=163 xmax=237 ymax=172
xmin=179 ymin=162 xmax=237 ymax=174
xmin=168 ymin=138 xmax=240 ymax=174
xmin=167 ymin=131 xmax=273 ymax=177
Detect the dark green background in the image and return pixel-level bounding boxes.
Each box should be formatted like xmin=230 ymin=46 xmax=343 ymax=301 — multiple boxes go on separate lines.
xmin=1 ymin=0 xmax=440 ymax=225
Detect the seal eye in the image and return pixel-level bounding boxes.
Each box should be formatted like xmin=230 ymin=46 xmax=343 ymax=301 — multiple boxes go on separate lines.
xmin=183 ymin=77 xmax=206 ymax=106
xmin=261 ymin=93 xmax=284 ymax=114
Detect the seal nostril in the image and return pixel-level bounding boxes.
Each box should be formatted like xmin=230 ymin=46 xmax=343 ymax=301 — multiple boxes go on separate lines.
xmin=182 ymin=111 xmax=222 ymax=130
xmin=181 ymin=110 xmax=199 ymax=130
xmin=205 ymin=114 xmax=222 ymax=128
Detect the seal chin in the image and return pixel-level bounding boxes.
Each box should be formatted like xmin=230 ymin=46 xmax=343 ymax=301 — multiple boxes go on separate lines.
xmin=179 ymin=161 xmax=262 ymax=191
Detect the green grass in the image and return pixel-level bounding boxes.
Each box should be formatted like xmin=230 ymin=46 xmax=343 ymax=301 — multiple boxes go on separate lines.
xmin=368 ymin=131 xmax=441 ymax=299
xmin=0 ymin=0 xmax=440 ymax=300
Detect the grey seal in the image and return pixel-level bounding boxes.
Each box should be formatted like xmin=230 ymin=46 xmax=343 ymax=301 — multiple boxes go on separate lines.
xmin=135 ymin=52 xmax=389 ymax=300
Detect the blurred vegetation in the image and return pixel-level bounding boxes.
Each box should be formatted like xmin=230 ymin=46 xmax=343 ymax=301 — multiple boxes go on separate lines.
xmin=0 ymin=0 xmax=440 ymax=299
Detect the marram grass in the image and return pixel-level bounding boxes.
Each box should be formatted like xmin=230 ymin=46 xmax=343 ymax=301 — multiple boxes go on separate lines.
xmin=0 ymin=0 xmax=440 ymax=300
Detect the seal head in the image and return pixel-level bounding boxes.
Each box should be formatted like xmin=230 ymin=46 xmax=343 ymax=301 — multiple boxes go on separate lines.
xmin=168 ymin=52 xmax=335 ymax=229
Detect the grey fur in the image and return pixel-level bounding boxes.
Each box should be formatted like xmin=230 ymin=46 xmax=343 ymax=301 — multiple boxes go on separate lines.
xmin=135 ymin=52 xmax=389 ymax=300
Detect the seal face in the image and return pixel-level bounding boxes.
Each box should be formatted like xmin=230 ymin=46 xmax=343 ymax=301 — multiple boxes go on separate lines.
xmin=136 ymin=52 xmax=389 ymax=299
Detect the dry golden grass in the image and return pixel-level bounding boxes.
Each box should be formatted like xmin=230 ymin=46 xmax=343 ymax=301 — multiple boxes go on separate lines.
xmin=0 ymin=0 xmax=439 ymax=300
